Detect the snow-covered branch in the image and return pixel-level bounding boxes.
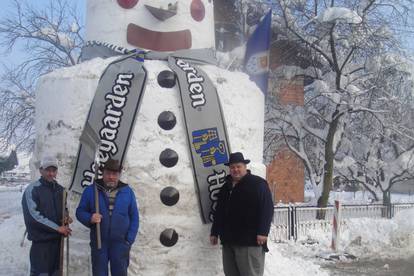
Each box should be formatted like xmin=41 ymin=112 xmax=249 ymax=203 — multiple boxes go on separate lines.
xmin=0 ymin=0 xmax=84 ymax=151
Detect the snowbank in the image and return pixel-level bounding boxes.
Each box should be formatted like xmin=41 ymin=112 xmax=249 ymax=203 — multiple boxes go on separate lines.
xmin=292 ymin=208 xmax=414 ymax=261
xmin=265 ymin=241 xmax=329 ymax=276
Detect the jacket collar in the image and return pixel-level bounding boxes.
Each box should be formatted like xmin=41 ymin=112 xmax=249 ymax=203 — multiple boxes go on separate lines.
xmin=39 ymin=177 xmax=57 ymax=188
xmin=225 ymin=170 xmax=252 ymax=188
xmin=95 ymin=179 xmax=127 ymax=192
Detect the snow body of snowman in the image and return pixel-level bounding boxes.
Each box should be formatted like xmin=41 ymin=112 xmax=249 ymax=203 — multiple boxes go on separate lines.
xmin=33 ymin=0 xmax=265 ymax=275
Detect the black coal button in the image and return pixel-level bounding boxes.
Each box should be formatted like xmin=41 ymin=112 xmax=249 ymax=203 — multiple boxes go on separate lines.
xmin=160 ymin=186 xmax=180 ymax=206
xmin=158 ymin=111 xmax=177 ymax=130
xmin=159 ymin=148 xmax=179 ymax=168
xmin=157 ymin=70 xmax=176 ymax=88
xmin=160 ymin=228 xmax=178 ymax=247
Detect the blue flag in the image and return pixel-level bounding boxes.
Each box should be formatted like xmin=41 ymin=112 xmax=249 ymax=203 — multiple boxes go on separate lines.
xmin=244 ymin=10 xmax=272 ymax=94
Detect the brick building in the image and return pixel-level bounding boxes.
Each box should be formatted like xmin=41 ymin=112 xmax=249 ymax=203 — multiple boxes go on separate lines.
xmin=266 ymin=43 xmax=309 ymax=204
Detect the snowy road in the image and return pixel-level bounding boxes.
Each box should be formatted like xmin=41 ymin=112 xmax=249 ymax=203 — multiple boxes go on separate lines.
xmin=323 ymin=256 xmax=414 ymax=275
xmin=0 ymin=189 xmax=30 ymax=276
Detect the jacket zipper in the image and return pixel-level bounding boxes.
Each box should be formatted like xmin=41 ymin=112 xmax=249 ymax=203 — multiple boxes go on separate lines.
xmin=106 ymin=187 xmax=120 ymax=240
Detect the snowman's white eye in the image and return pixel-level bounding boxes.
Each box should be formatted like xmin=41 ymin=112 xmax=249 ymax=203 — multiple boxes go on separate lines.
xmin=191 ymin=0 xmax=205 ymax=22
xmin=117 ymin=0 xmax=139 ymax=9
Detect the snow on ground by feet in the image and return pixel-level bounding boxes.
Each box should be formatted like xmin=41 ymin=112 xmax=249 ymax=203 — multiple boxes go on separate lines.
xmin=2 ymin=188 xmax=414 ymax=275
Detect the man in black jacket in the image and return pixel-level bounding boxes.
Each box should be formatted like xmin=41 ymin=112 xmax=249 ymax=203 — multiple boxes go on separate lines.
xmin=210 ymin=152 xmax=274 ymax=276
xmin=22 ymin=156 xmax=72 ymax=276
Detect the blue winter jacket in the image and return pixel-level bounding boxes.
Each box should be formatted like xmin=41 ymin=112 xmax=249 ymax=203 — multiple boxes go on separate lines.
xmin=22 ymin=178 xmax=64 ymax=242
xmin=76 ymin=180 xmax=139 ymax=246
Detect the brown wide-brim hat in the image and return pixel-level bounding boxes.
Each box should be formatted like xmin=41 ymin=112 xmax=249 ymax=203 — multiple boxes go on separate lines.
xmin=224 ymin=152 xmax=250 ymax=166
xmin=102 ymin=159 xmax=122 ymax=172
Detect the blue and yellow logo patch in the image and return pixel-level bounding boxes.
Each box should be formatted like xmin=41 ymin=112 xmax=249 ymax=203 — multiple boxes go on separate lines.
xmin=192 ymin=128 xmax=228 ymax=167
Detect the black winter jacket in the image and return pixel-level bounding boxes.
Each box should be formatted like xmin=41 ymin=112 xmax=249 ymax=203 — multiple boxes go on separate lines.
xmin=22 ymin=178 xmax=64 ymax=242
xmin=211 ymin=171 xmax=274 ymax=246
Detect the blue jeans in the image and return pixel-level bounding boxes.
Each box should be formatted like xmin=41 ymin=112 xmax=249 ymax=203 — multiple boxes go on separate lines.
xmin=91 ymin=240 xmax=131 ymax=276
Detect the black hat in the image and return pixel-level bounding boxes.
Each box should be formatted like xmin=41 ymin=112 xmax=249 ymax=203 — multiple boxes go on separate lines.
xmin=224 ymin=152 xmax=250 ymax=166
xmin=102 ymin=159 xmax=122 ymax=172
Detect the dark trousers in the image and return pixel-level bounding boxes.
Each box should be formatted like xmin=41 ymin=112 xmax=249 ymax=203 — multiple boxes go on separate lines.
xmin=30 ymin=240 xmax=61 ymax=276
xmin=91 ymin=241 xmax=131 ymax=276
xmin=222 ymin=244 xmax=265 ymax=276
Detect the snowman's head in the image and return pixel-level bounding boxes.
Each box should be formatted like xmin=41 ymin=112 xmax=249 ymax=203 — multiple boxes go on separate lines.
xmin=85 ymin=0 xmax=215 ymax=51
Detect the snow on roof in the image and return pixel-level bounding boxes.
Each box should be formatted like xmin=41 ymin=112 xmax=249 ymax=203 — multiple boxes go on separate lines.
xmin=0 ymin=139 xmax=15 ymax=159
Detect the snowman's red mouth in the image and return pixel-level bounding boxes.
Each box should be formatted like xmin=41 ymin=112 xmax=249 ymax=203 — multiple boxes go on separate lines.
xmin=127 ymin=23 xmax=192 ymax=51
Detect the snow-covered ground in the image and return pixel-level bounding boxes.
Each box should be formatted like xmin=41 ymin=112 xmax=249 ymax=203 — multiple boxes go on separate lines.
xmin=298 ymin=189 xmax=414 ymax=206
xmin=2 ymin=188 xmax=414 ymax=276
xmin=0 ymin=190 xmax=30 ymax=275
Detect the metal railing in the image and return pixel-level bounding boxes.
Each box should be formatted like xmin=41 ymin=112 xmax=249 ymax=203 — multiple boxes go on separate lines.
xmin=271 ymin=203 xmax=414 ymax=241
xmin=271 ymin=207 xmax=290 ymax=241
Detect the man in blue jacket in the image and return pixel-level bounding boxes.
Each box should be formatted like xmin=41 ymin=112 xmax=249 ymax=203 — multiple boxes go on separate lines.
xmin=76 ymin=159 xmax=139 ymax=276
xmin=210 ymin=152 xmax=274 ymax=276
xmin=22 ymin=156 xmax=72 ymax=276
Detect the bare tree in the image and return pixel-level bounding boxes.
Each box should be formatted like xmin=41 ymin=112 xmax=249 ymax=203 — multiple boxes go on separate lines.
xmin=335 ymin=57 xmax=414 ymax=204
xmin=264 ymin=0 xmax=414 ymax=212
xmin=0 ymin=0 xmax=84 ymax=151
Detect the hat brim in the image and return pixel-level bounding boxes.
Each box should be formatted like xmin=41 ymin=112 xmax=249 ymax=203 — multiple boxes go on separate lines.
xmin=102 ymin=166 xmax=123 ymax=172
xmin=40 ymin=163 xmax=58 ymax=169
xmin=224 ymin=160 xmax=250 ymax=166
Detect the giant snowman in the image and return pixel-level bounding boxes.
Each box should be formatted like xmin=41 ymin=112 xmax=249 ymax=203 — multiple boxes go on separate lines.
xmin=32 ymin=0 xmax=265 ymax=275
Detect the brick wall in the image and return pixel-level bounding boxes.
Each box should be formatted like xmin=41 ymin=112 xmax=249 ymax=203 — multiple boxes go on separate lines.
xmin=266 ymin=45 xmax=305 ymax=203
xmin=267 ymin=146 xmax=305 ymax=203
xmin=278 ymin=78 xmax=304 ymax=106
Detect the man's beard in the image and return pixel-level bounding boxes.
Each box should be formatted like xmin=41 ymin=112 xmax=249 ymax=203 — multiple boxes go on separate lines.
xmin=105 ymin=181 xmax=118 ymax=189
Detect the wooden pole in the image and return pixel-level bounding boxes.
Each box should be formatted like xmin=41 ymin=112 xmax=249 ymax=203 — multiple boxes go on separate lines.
xmin=94 ymin=161 xmax=102 ymax=249
xmin=59 ymin=189 xmax=67 ymax=276
xmin=66 ymin=211 xmax=70 ymax=275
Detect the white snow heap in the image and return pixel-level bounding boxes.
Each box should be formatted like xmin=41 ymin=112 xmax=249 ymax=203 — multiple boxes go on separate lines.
xmin=33 ymin=55 xmax=265 ymax=276
xmin=317 ymin=7 xmax=362 ymax=24
xmin=32 ymin=1 xmax=268 ymax=274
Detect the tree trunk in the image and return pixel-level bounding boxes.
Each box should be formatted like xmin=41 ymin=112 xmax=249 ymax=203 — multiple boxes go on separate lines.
xmin=316 ymin=115 xmax=340 ymax=219
xmin=383 ymin=190 xmax=391 ymax=205
xmin=382 ymin=190 xmax=392 ymax=218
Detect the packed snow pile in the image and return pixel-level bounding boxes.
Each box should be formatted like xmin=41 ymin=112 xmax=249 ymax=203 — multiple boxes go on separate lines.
xmin=342 ymin=209 xmax=414 ymax=259
xmin=265 ymin=241 xmax=329 ymax=276
xmin=292 ymin=208 xmax=414 ymax=261
xmin=33 ymin=47 xmax=265 ymax=276
xmin=29 ymin=0 xmax=269 ymax=274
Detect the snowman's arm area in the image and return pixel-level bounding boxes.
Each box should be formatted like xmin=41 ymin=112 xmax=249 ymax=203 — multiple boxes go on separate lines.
xmin=126 ymin=188 xmax=139 ymax=245
xmin=76 ymin=186 xmax=94 ymax=228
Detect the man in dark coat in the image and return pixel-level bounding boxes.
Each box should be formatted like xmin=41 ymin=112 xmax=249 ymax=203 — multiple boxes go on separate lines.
xmin=76 ymin=159 xmax=139 ymax=276
xmin=22 ymin=156 xmax=72 ymax=276
xmin=210 ymin=152 xmax=274 ymax=276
